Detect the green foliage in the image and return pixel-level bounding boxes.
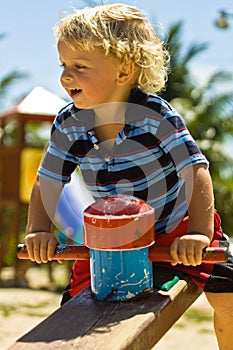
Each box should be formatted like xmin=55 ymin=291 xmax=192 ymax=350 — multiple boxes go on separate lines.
xmin=161 ymin=21 xmax=209 ymax=101
xmin=160 ymin=21 xmax=233 ymax=235
xmin=0 ymin=33 xmax=29 ymax=269
xmin=0 ymin=71 xmax=27 ymax=97
xmin=25 ymin=122 xmax=51 ymax=147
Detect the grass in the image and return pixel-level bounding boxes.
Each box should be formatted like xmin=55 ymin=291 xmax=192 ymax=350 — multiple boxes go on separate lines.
xmin=173 ymin=306 xmax=214 ymax=334
xmin=184 ymin=308 xmax=213 ymax=323
xmin=0 ymin=300 xmax=54 ymax=318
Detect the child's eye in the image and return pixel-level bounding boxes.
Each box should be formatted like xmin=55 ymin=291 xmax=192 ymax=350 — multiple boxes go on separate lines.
xmin=59 ymin=63 xmax=86 ymax=70
xmin=75 ymin=64 xmax=86 ymax=70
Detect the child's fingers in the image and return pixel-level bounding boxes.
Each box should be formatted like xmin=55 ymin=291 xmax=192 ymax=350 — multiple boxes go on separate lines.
xmin=47 ymin=237 xmax=59 ymax=261
xmin=169 ymin=238 xmax=182 ymax=265
xmin=170 ymin=235 xmax=209 ymax=266
xmin=194 ymin=246 xmax=203 ymax=265
xmin=40 ymin=241 xmax=50 ymax=263
xmin=33 ymin=241 xmax=43 ymax=264
xmin=25 ymin=241 xmax=35 ymax=262
xmin=25 ymin=233 xmax=37 ymax=262
xmin=176 ymin=243 xmax=192 ymax=265
xmin=170 ymin=237 xmax=196 ymax=266
xmin=25 ymin=232 xmax=58 ymax=264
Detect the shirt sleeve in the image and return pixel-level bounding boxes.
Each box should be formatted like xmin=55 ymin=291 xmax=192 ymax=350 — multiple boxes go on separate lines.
xmin=156 ymin=109 xmax=209 ymax=175
xmin=38 ymin=112 xmax=79 ymax=185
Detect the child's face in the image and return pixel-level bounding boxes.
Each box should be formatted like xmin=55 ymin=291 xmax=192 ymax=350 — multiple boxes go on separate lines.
xmin=58 ymin=40 xmax=130 ymax=109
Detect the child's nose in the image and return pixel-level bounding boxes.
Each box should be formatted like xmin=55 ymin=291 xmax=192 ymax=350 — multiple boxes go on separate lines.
xmin=61 ymin=67 xmax=74 ymax=82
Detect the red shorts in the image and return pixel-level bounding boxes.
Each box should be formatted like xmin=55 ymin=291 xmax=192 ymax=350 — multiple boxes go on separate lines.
xmin=61 ymin=210 xmax=233 ymax=304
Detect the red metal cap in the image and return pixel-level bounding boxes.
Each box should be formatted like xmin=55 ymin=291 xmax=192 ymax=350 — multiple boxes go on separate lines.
xmin=84 ymin=194 xmax=155 ymax=250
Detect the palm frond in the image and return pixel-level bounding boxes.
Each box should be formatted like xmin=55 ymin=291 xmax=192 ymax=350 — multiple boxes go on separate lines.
xmin=182 ymin=42 xmax=209 ymax=65
xmin=0 ymin=71 xmax=28 ymax=96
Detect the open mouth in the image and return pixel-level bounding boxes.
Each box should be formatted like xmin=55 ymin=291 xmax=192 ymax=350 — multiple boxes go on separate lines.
xmin=70 ymin=88 xmax=82 ymax=97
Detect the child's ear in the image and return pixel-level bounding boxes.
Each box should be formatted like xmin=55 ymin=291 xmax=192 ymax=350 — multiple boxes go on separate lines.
xmin=116 ymin=62 xmax=135 ymax=86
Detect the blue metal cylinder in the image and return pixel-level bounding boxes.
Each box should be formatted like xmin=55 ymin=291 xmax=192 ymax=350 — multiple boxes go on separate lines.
xmin=90 ymin=247 xmax=153 ymax=301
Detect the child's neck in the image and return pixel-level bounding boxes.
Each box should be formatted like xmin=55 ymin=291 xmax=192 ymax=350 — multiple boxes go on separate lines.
xmin=94 ymin=102 xmax=127 ymax=125
xmin=93 ymin=102 xmax=127 ymax=153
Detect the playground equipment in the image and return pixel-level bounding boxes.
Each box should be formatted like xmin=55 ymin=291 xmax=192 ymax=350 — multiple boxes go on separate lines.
xmin=0 ymin=87 xmax=66 ymax=281
xmin=18 ymin=194 xmax=228 ymax=301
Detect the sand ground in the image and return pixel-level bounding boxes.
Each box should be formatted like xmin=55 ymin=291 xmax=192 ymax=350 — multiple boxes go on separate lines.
xmin=0 ymin=266 xmax=219 ymax=350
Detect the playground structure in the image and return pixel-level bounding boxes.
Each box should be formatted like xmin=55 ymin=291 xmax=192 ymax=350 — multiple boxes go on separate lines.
xmin=13 ymin=194 xmax=228 ymax=349
xmin=17 ymin=193 xmax=227 ymax=303
xmin=0 ymin=86 xmax=67 ymax=284
xmin=13 ymin=193 xmax=227 ymax=349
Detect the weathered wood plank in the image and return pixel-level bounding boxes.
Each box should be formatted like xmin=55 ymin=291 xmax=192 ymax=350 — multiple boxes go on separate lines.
xmin=9 ymin=275 xmax=201 ymax=350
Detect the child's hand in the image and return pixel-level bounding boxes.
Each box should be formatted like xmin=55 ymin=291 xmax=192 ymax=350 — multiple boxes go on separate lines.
xmin=25 ymin=232 xmax=61 ymax=264
xmin=169 ymin=234 xmax=211 ymax=266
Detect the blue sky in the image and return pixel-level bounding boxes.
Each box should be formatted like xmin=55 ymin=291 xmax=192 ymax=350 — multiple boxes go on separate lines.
xmin=1 ymin=0 xmax=232 ymax=109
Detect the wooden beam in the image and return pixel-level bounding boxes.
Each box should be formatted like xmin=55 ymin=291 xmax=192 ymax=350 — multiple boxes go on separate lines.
xmin=9 ymin=275 xmax=202 ymax=350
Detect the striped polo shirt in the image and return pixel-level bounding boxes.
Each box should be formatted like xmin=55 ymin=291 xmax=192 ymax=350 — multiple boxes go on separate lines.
xmin=38 ymin=88 xmax=208 ymax=234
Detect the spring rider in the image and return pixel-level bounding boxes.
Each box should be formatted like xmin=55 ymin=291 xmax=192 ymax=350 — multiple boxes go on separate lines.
xmin=18 ymin=194 xmax=228 ymax=302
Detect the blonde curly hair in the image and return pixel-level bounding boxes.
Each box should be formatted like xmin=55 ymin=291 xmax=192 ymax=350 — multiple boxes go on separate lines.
xmin=53 ymin=3 xmax=170 ymax=94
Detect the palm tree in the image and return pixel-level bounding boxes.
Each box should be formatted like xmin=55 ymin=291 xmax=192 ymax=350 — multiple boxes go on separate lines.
xmin=160 ymin=22 xmax=233 ymax=235
xmin=0 ymin=33 xmax=27 ymax=110
xmin=161 ymin=21 xmax=209 ymax=102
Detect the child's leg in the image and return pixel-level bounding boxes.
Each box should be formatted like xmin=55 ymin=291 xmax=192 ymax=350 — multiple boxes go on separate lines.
xmin=205 ymin=292 xmax=233 ymax=350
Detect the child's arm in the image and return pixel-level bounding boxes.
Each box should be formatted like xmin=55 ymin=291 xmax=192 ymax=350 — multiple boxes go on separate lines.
xmin=25 ymin=177 xmax=63 ymax=263
xmin=169 ymin=164 xmax=215 ymax=266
